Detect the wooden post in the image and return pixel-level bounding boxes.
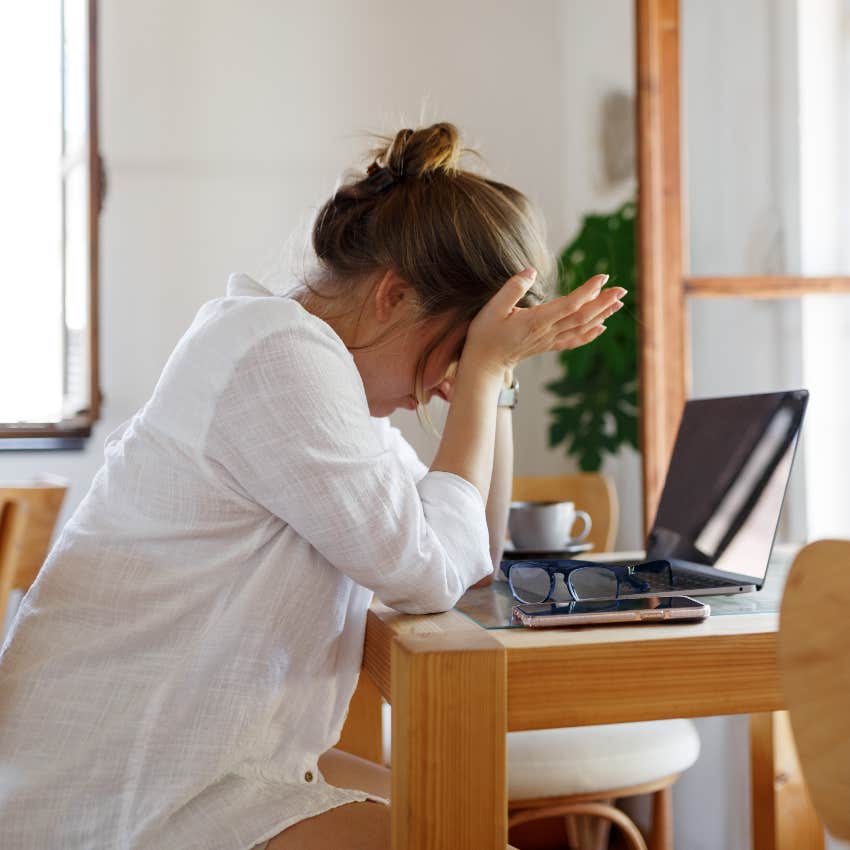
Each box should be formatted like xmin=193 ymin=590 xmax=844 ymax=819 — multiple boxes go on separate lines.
xmin=750 ymin=712 xmax=824 ymax=850
xmin=635 ymin=0 xmax=688 ymax=534
xmin=391 ymin=631 xmax=507 ymax=850
xmin=338 ymin=671 xmax=384 ymax=765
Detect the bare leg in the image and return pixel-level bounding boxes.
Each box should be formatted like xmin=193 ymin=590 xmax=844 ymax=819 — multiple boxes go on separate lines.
xmin=266 ymin=749 xmax=390 ymax=850
xmin=317 ymin=748 xmax=390 ymax=799
xmin=266 ymin=798 xmax=390 ymax=850
xmin=265 ymin=748 xmax=517 ymax=850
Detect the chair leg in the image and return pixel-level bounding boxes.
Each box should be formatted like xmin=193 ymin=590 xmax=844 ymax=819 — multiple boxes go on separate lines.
xmin=579 ymin=815 xmax=596 ymax=848
xmin=565 ymin=814 xmax=581 ymax=849
xmin=563 ymin=813 xmax=599 ymax=850
xmin=593 ymin=801 xmax=614 ymax=850
xmin=510 ymin=801 xmax=648 ymax=850
xmin=648 ymin=786 xmax=673 ymax=850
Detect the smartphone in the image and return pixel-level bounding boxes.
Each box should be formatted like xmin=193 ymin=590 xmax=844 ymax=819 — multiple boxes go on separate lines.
xmin=512 ymin=595 xmax=710 ymax=628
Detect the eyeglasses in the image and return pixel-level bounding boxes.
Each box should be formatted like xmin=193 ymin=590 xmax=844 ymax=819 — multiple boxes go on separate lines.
xmin=502 ymin=559 xmax=674 ymax=603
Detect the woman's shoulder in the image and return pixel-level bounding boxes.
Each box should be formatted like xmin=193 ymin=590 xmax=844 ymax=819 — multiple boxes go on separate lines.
xmin=192 ymin=274 xmax=349 ymax=367
xmin=144 ymin=276 xmax=356 ymax=430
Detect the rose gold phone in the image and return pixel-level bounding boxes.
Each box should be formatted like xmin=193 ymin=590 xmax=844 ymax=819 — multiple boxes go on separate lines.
xmin=512 ymin=595 xmax=710 ymax=628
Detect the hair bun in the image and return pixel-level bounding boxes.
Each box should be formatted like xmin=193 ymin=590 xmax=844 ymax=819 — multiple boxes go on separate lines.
xmin=371 ymin=122 xmax=462 ymax=179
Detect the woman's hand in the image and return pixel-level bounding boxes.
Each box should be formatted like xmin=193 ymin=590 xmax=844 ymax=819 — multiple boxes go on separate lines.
xmin=461 ymin=269 xmax=625 ymax=378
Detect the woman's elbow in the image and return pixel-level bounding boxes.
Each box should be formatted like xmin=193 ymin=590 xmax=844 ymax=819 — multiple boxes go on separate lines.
xmin=381 ymin=556 xmax=492 ymax=615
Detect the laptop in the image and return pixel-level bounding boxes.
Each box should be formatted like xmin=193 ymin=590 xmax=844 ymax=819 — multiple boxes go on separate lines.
xmin=594 ymin=389 xmax=809 ymax=599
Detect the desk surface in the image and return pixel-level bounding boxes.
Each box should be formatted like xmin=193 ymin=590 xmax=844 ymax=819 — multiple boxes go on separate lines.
xmin=456 ymin=545 xmax=794 ymax=629
xmin=363 ymin=545 xmax=797 ymax=731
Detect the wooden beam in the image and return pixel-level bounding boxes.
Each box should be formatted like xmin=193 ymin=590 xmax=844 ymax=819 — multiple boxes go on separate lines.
xmin=635 ymin=0 xmax=688 ymax=535
xmin=685 ymin=275 xmax=850 ymax=299
xmin=505 ymin=628 xmax=782 ymax=731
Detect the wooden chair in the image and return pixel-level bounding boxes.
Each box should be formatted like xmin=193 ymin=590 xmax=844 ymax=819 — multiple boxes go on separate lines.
xmin=512 ymin=473 xmax=618 ymax=553
xmin=506 ymin=474 xmax=699 ymax=850
xmin=778 ymin=540 xmax=850 ymax=847
xmin=0 ymin=476 xmax=68 ymax=632
xmin=0 ymin=495 xmax=30 ymax=637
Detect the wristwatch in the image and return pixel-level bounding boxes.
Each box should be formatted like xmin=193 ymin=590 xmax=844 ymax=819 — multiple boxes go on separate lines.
xmin=497 ymin=376 xmax=519 ymax=409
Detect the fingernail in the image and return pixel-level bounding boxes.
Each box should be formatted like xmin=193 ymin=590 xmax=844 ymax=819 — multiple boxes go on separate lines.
xmin=600 ymin=274 xmax=610 ymax=285
xmin=614 ymin=287 xmax=628 ymax=297
xmin=521 ymin=267 xmax=537 ymax=280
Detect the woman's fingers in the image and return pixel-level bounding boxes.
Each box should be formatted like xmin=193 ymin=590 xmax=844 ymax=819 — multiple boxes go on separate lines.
xmin=537 ymin=282 xmax=627 ymax=331
xmin=554 ymin=322 xmax=607 ymax=350
xmin=554 ymin=289 xmax=626 ymax=331
xmin=505 ymin=283 xmax=623 ymax=359
xmin=464 ymin=269 xmax=622 ymax=371
xmin=485 ymin=267 xmax=539 ymax=317
xmin=533 ymin=274 xmax=610 ymax=323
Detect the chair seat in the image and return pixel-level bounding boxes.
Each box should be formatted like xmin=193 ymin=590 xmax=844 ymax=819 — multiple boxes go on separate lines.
xmin=507 ymin=719 xmax=700 ymax=801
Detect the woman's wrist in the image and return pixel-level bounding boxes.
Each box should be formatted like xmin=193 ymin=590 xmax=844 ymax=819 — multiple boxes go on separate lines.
xmin=497 ymin=368 xmax=519 ymax=409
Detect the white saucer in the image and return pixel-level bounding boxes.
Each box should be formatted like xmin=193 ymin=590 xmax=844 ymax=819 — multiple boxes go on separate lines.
xmin=502 ymin=542 xmax=594 ymax=560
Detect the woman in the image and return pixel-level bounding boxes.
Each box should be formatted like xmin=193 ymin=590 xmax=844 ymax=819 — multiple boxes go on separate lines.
xmin=0 ymin=123 xmax=624 ymax=849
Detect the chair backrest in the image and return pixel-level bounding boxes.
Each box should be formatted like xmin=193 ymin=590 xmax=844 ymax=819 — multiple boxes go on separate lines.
xmin=511 ymin=473 xmax=618 ymax=552
xmin=0 ymin=496 xmax=30 ymax=630
xmin=0 ymin=477 xmax=68 ymax=610
xmin=778 ymin=539 xmax=850 ymax=842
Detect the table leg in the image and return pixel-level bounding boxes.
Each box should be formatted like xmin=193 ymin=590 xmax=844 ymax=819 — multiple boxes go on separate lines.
xmin=750 ymin=711 xmax=823 ymax=850
xmin=338 ymin=670 xmax=384 ymax=765
xmin=391 ymin=631 xmax=507 ymax=850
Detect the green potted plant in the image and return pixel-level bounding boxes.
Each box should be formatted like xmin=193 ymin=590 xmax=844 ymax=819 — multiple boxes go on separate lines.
xmin=546 ymin=200 xmax=638 ymax=470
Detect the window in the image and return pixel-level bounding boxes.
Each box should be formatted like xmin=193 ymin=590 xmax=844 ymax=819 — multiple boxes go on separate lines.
xmin=0 ymin=0 xmax=101 ymax=449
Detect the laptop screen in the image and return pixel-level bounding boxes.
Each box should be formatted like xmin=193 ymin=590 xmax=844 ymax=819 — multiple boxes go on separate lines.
xmin=646 ymin=390 xmax=808 ymax=582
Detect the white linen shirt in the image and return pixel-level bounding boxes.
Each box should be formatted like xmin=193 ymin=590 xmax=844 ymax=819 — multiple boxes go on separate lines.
xmin=0 ymin=273 xmax=492 ymax=850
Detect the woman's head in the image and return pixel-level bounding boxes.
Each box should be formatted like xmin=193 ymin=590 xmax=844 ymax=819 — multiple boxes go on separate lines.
xmin=304 ymin=122 xmax=553 ymax=415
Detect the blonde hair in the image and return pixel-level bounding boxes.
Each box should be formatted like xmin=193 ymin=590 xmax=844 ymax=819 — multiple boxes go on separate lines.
xmin=308 ymin=122 xmax=553 ymax=407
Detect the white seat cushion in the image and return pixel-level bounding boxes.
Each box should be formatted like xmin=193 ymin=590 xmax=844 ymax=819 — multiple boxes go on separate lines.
xmin=507 ymin=719 xmax=700 ymax=801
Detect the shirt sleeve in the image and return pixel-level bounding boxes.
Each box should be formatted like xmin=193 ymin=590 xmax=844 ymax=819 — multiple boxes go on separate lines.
xmin=203 ymin=321 xmax=492 ymax=614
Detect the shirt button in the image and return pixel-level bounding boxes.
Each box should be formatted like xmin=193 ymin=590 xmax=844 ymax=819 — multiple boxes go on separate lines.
xmin=304 ymin=771 xmax=314 ymax=782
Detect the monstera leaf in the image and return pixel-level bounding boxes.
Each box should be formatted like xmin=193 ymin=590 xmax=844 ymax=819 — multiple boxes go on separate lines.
xmin=546 ymin=200 xmax=638 ymax=471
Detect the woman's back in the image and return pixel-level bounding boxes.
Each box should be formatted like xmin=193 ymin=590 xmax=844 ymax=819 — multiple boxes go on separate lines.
xmin=0 ymin=274 xmax=491 ymax=849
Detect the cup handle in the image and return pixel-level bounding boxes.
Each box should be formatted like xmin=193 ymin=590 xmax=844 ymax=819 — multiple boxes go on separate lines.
xmin=568 ymin=511 xmax=592 ymax=544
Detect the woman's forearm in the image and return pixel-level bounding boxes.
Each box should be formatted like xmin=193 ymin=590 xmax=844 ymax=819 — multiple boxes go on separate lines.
xmin=429 ymin=359 xmax=503 ymax=501
xmin=485 ymin=408 xmax=513 ymax=570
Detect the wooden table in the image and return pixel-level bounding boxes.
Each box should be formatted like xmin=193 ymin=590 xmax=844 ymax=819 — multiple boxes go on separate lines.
xmin=339 ymin=549 xmax=823 ymax=849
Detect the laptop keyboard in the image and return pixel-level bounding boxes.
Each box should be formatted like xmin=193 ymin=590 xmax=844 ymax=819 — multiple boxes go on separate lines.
xmin=659 ymin=570 xmax=738 ymax=592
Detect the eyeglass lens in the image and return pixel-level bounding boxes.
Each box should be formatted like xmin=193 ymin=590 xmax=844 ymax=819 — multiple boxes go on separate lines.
xmin=508 ymin=565 xmax=552 ymax=603
xmin=510 ymin=565 xmax=621 ymax=603
xmin=567 ymin=566 xmax=619 ymax=599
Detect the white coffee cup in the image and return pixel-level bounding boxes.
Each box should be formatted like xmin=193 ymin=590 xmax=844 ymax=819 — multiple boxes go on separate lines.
xmin=508 ymin=501 xmax=592 ymax=551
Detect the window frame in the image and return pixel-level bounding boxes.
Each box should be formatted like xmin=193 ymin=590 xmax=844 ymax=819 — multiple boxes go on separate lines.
xmin=0 ymin=0 xmax=102 ymax=450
